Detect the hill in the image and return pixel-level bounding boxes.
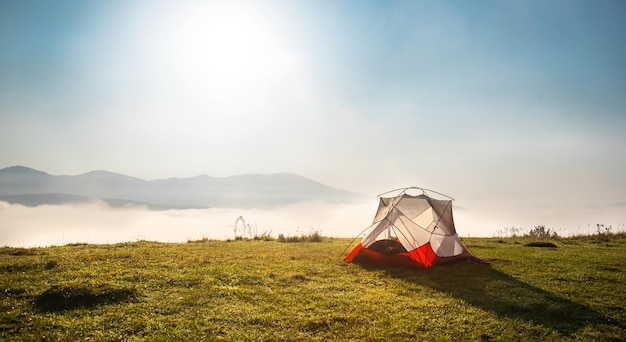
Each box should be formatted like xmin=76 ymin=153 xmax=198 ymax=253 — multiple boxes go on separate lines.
xmin=0 ymin=166 xmax=365 ymax=209
xmin=0 ymin=234 xmax=624 ymax=340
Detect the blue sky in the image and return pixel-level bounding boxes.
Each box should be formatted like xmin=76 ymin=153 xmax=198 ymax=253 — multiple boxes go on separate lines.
xmin=1 ymin=0 xmax=625 ymax=232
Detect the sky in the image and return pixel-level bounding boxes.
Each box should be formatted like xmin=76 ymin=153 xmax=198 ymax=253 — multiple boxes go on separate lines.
xmin=1 ymin=0 xmax=626 ymax=236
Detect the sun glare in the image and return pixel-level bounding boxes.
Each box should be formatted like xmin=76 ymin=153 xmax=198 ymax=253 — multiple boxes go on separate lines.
xmin=161 ymin=2 xmax=299 ymax=103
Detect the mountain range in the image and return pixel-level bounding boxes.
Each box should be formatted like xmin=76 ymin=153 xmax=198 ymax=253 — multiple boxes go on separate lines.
xmin=0 ymin=166 xmax=365 ymax=209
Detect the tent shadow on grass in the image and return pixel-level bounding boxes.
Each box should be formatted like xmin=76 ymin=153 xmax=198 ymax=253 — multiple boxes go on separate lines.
xmin=361 ymin=262 xmax=621 ymax=336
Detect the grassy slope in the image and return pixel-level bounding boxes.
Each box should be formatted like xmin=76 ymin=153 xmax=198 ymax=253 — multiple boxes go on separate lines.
xmin=1 ymin=234 xmax=625 ymax=341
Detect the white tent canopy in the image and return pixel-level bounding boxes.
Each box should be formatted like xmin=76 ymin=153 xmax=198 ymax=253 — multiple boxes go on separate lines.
xmin=345 ymin=187 xmax=472 ymax=268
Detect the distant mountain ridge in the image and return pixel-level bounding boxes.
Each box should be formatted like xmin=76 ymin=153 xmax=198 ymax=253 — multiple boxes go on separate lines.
xmin=0 ymin=166 xmax=365 ymax=209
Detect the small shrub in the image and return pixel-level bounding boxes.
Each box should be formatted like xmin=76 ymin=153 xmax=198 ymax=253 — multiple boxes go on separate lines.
xmin=233 ymin=216 xmax=260 ymax=240
xmin=277 ymin=234 xmax=293 ymax=242
xmin=187 ymin=237 xmax=211 ymax=243
xmin=277 ymin=229 xmax=324 ymax=243
xmin=308 ymin=230 xmax=323 ymax=242
xmin=494 ymin=226 xmax=523 ymax=238
xmin=586 ymin=224 xmax=616 ymax=243
xmin=252 ymin=232 xmax=274 ymax=241
xmin=525 ymin=225 xmax=559 ymax=239
xmin=596 ymin=224 xmax=612 ymax=235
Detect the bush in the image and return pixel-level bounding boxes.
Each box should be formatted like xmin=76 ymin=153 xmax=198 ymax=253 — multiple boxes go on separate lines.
xmin=525 ymin=225 xmax=559 ymax=239
xmin=277 ymin=230 xmax=324 ymax=243
xmin=253 ymin=232 xmax=275 ymax=241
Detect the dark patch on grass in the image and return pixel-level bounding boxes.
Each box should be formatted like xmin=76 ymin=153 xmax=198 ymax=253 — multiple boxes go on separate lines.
xmin=0 ymin=248 xmax=41 ymax=256
xmin=246 ymin=317 xmax=275 ymax=328
xmin=302 ymin=316 xmax=350 ymax=332
xmin=34 ymin=284 xmax=138 ymax=312
xmin=44 ymin=260 xmax=58 ymax=270
xmin=525 ymin=242 xmax=558 ymax=248
xmin=2 ymin=288 xmax=26 ymax=297
xmin=1 ymin=264 xmax=35 ymax=273
xmin=484 ymin=258 xmax=510 ymax=264
xmin=291 ymin=274 xmax=309 ymax=281
xmin=0 ymin=316 xmax=22 ymax=333
xmin=164 ymin=277 xmax=202 ymax=288
xmin=1 ymin=260 xmax=57 ymax=273
xmin=303 ymin=319 xmax=331 ymax=331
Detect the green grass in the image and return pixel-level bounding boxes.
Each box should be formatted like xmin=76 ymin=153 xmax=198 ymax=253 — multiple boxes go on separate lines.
xmin=1 ymin=234 xmax=625 ymax=341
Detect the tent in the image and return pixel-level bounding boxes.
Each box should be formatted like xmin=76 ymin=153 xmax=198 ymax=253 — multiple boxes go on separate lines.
xmin=344 ymin=187 xmax=473 ymax=268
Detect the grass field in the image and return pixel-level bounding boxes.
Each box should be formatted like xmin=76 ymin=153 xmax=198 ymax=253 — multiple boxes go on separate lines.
xmin=1 ymin=233 xmax=625 ymax=341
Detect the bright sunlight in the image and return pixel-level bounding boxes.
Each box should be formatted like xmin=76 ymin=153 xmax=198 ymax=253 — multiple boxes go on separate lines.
xmin=157 ymin=1 xmax=300 ymax=102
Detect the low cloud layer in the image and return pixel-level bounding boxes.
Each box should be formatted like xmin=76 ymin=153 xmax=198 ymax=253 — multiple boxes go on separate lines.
xmin=0 ymin=200 xmax=376 ymax=247
xmin=2 ymin=200 xmax=624 ymax=248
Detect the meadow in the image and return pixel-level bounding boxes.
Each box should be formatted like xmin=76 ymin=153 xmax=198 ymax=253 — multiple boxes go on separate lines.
xmin=1 ymin=233 xmax=625 ymax=341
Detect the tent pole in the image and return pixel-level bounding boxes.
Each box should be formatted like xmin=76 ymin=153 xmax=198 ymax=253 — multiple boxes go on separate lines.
xmin=340 ymin=224 xmax=372 ymax=258
xmin=378 ymin=186 xmax=455 ymax=200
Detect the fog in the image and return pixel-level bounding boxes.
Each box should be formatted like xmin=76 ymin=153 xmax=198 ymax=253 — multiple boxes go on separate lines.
xmin=454 ymin=204 xmax=626 ymax=238
xmin=0 ymin=200 xmax=377 ymax=248
xmin=2 ymin=199 xmax=625 ymax=248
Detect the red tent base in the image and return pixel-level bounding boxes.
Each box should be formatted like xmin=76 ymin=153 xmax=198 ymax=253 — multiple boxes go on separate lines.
xmin=345 ymin=242 xmax=472 ymax=268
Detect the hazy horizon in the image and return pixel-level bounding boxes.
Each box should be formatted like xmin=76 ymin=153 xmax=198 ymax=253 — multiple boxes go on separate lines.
xmin=1 ymin=0 xmax=625 ymax=245
xmin=3 ymin=197 xmax=625 ymax=248
xmin=3 ymin=172 xmax=625 ymax=248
